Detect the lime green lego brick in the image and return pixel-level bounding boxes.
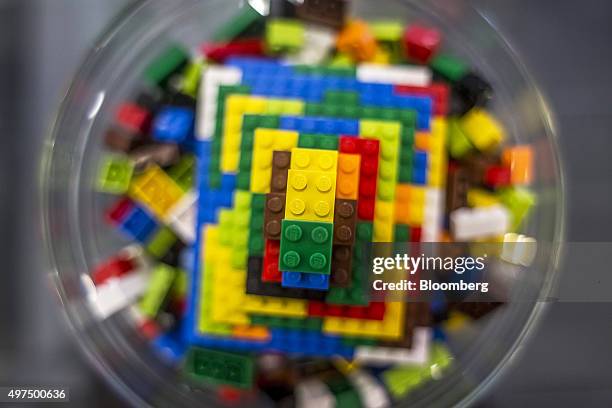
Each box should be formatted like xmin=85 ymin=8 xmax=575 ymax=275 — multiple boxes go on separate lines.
xmin=143 ymin=44 xmax=189 ymax=86
xmin=171 ymin=268 xmax=188 ymax=299
xmin=237 ymin=115 xmax=281 ymax=190
xmin=298 ymin=133 xmax=339 ymax=150
xmin=324 ymin=91 xmax=360 ymax=106
xmin=448 ymin=117 xmax=474 ymax=159
xmin=96 ymin=155 xmax=134 ymax=194
xmin=248 ymin=194 xmax=266 ymax=256
xmin=218 ymin=209 xmax=235 ymax=247
xmin=370 ymin=20 xmax=404 ymax=42
xmin=146 ymin=227 xmax=178 ymax=259
xmin=168 ymin=154 xmax=196 ymax=192
xmin=250 ymin=315 xmax=323 ymax=331
xmin=266 ymin=19 xmax=305 ymax=52
xmin=139 ymin=263 xmax=177 ymax=318
xmin=199 ymin=259 xmax=232 ymax=335
xmin=327 ymin=53 xmax=355 ymax=68
xmin=499 ymin=187 xmax=536 ymax=232
xmin=185 ymin=348 xmax=255 ymax=389
xmin=180 ymin=58 xmax=205 ymax=98
xmin=231 ymin=191 xmax=252 ymax=269
xmin=430 ymin=54 xmax=469 ymax=82
xmin=326 ymin=223 xmax=373 ymax=306
xmin=212 ymin=4 xmax=263 ymax=42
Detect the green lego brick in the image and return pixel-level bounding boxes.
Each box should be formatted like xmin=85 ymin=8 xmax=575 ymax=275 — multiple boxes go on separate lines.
xmin=231 ymin=191 xmax=252 ymax=269
xmin=294 ymin=65 xmax=357 ymax=77
xmin=498 ymin=187 xmax=536 ymax=232
xmin=237 ymin=114 xmax=281 ymax=190
xmin=399 ymin=126 xmax=416 ymax=183
xmin=395 ymin=224 xmax=411 ymax=242
xmin=143 ymin=44 xmax=189 ymax=86
xmin=323 ymin=374 xmax=362 ymax=408
xmin=448 ymin=117 xmax=474 ymax=159
xmin=298 ymin=133 xmax=339 ymax=150
xmin=180 ymin=58 xmax=205 ymax=98
xmin=250 ymin=315 xmax=323 ymax=331
xmin=185 ymin=348 xmax=255 ymax=389
xmin=266 ymin=19 xmax=305 ymax=53
xmin=326 ymin=223 xmax=372 ymax=306
xmin=279 ymin=220 xmax=334 ymax=275
xmin=324 ymin=90 xmax=360 ymax=106
xmin=370 ymin=20 xmax=404 ymax=42
xmin=146 ymin=227 xmax=178 ymax=259
xmin=430 ymin=54 xmax=469 ymax=83
xmin=341 ymin=336 xmax=378 ymax=347
xmin=248 ymin=194 xmax=266 ymax=256
xmin=171 ymin=268 xmax=188 ymax=299
xmin=96 ymin=155 xmax=134 ymax=194
xmin=167 ymin=154 xmax=196 ymax=192
xmin=212 ymin=4 xmax=263 ymax=42
xmin=139 ymin=263 xmax=176 ymax=318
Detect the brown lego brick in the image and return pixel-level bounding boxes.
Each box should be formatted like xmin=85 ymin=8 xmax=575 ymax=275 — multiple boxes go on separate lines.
xmin=271 ymin=151 xmax=291 ymax=194
xmin=295 ymin=0 xmax=348 ymax=29
xmin=333 ymin=199 xmax=357 ymax=246
xmin=330 ymin=245 xmax=352 ymax=287
xmin=264 ymin=193 xmax=286 ymax=240
xmin=445 ymin=163 xmax=469 ymax=214
xmin=129 ymin=143 xmax=181 ymax=171
xmin=462 ymin=153 xmax=500 ymax=186
xmin=104 ymin=127 xmax=143 ymax=153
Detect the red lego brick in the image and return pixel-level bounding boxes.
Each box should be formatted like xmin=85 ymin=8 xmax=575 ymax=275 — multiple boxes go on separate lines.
xmin=116 ymin=103 xmax=151 ymax=135
xmin=202 ymin=38 xmax=265 ymax=63
xmin=403 ymin=24 xmax=442 ymax=64
xmin=138 ymin=318 xmax=161 ymax=340
xmin=307 ymin=301 xmax=386 ymax=320
xmin=484 ymin=165 xmax=512 ymax=189
xmin=394 ymin=82 xmax=450 ymax=116
xmin=339 ymin=137 xmax=380 ymax=221
xmin=92 ymin=255 xmax=136 ymax=285
xmin=105 ymin=197 xmax=134 ymax=225
xmin=262 ymin=239 xmax=282 ymax=283
xmin=410 ymin=226 xmax=422 ymax=243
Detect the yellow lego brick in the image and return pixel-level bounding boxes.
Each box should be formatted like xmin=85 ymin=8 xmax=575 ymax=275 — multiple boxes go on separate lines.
xmin=360 ymin=120 xmax=401 ymax=203
xmin=459 ymin=108 xmax=505 ymax=152
xmin=323 ymin=301 xmax=405 ymax=340
xmin=373 ymin=201 xmax=395 ymax=242
xmin=467 ymin=188 xmax=500 ymax=208
xmin=243 ymin=295 xmax=307 ymax=317
xmin=336 ymin=153 xmax=361 ymax=200
xmin=285 ymin=169 xmax=337 ymax=222
xmin=290 ymin=148 xmax=338 ymax=173
xmin=129 ymin=164 xmax=184 ymax=220
xmin=407 ymin=184 xmax=426 ymax=227
xmin=372 ymin=47 xmax=391 ymax=64
xmin=250 ymin=128 xmax=299 ymax=193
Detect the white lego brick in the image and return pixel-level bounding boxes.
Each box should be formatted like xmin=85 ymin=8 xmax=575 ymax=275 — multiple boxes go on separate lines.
xmin=88 ymin=270 xmax=150 ymax=320
xmin=164 ymin=190 xmax=198 ymax=244
xmin=501 ymin=233 xmax=537 ymax=266
xmin=196 ymin=65 xmax=242 ymax=140
xmin=348 ymin=371 xmax=390 ymax=408
xmin=285 ymin=25 xmax=335 ymax=65
xmin=354 ymin=328 xmax=432 ymax=366
xmin=422 ymin=188 xmax=445 ymax=242
xmin=357 ymin=63 xmax=432 ymax=87
xmin=296 ymin=379 xmax=335 ymax=408
xmin=450 ymin=205 xmax=510 ymax=241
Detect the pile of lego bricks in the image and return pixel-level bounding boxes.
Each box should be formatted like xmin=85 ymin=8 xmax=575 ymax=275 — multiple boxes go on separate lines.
xmin=91 ymin=1 xmax=536 ymax=405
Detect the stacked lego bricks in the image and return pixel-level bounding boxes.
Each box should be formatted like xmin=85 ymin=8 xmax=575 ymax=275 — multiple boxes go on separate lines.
xmin=92 ymin=2 xmax=536 ymax=405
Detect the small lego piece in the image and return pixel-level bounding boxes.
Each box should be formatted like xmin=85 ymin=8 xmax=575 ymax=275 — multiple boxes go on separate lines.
xmin=96 ymin=155 xmax=134 ymax=194
xmin=143 ymin=44 xmax=189 ymax=87
xmin=336 ymin=154 xmax=361 ymax=200
xmin=146 ymin=227 xmax=178 ymax=260
xmin=164 ymin=190 xmax=198 ymax=244
xmin=271 ymin=151 xmax=292 ymax=193
xmin=266 ymin=19 xmax=305 ymax=53
xmin=104 ymin=128 xmax=143 ymax=153
xmin=129 ymin=143 xmax=181 ymax=170
xmin=129 ymin=164 xmax=185 ymax=219
xmin=454 ymin=72 xmax=493 ymax=112
xmin=263 ymin=239 xmax=282 ymax=282
xmin=460 ymin=108 xmax=506 ymax=152
xmin=282 ymin=271 xmax=330 ymax=291
xmin=105 ymin=197 xmax=134 ymax=225
xmin=92 ymin=255 xmax=136 ymax=286
xmin=330 ymin=245 xmax=352 ymax=287
xmin=186 ymin=348 xmax=255 ymax=389
xmin=116 ymin=103 xmax=152 ymax=135
xmin=139 ymin=263 xmax=177 ymax=318
xmin=502 ymin=145 xmax=534 ymax=185
xmin=264 ymin=193 xmax=286 ymax=240
xmin=120 ymin=206 xmax=158 ymax=243
xmin=483 ymin=165 xmax=512 ymax=189
xmin=450 ymin=205 xmax=510 ymax=241
xmin=429 ymin=53 xmax=469 ymax=82
xmin=279 ymin=219 xmax=334 ymax=275
xmin=285 ymin=169 xmax=337 ymax=223
xmin=498 ymin=187 xmax=536 ymax=231
xmin=447 ymin=118 xmax=474 ymax=158
xmin=286 ymin=25 xmax=336 ymax=65
xmin=333 ymin=199 xmax=357 ymax=246
xmin=336 ymin=20 xmax=378 ymax=62
xmin=295 ymin=0 xmax=348 ymax=29
xmin=403 ymin=24 xmax=442 ymax=64
xmin=152 ymin=106 xmax=194 ymax=143
xmin=203 ymin=38 xmax=265 ymax=63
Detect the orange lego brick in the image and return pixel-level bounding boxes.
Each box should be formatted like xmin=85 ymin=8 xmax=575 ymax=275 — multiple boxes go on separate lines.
xmin=502 ymin=145 xmax=533 ymax=185
xmin=336 ymin=153 xmax=361 ymax=200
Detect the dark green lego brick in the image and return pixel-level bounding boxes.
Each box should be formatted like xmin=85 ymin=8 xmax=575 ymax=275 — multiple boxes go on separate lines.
xmin=250 ymin=315 xmax=323 ymax=331
xmin=398 ymin=154 xmax=414 ymax=183
xmin=248 ymin=194 xmax=266 ymax=256
xmin=185 ymin=348 xmax=255 ymax=389
xmin=293 ymin=65 xmax=357 ymax=77
xmin=324 ymin=90 xmax=360 ymax=106
xmin=323 ymin=374 xmax=362 ymax=408
xmin=211 ymin=4 xmax=263 ymax=42
xmin=167 ymin=154 xmax=196 ymax=192
xmin=143 ymin=44 xmax=189 ymax=87
xmin=395 ymin=224 xmax=411 ymax=242
xmin=341 ymin=336 xmax=379 ymax=347
xmin=430 ymin=54 xmax=469 ymax=82
xmin=279 ymin=220 xmax=334 ymax=275
xmin=326 ymin=223 xmax=372 ymax=306
xmin=298 ymin=133 xmax=339 ymax=150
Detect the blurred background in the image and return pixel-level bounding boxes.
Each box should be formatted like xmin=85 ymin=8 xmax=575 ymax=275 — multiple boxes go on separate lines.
xmin=1 ymin=0 xmax=611 ymax=406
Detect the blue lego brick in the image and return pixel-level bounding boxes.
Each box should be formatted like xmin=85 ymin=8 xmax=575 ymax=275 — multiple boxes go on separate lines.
xmin=279 ymin=116 xmax=360 ymax=135
xmin=153 ymin=331 xmax=188 ymax=364
xmin=226 ymin=57 xmax=291 ymax=75
xmin=433 ymin=326 xmax=447 ymax=342
xmin=120 ymin=206 xmax=157 ymax=242
xmin=282 ymin=271 xmax=330 ymax=291
xmin=199 ymin=173 xmax=236 ymax=224
xmin=412 ymin=167 xmax=427 ymax=185
xmin=268 ymin=329 xmax=354 ymax=358
xmin=412 ymin=150 xmax=428 ymax=185
xmin=152 ymin=106 xmax=195 ymax=143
